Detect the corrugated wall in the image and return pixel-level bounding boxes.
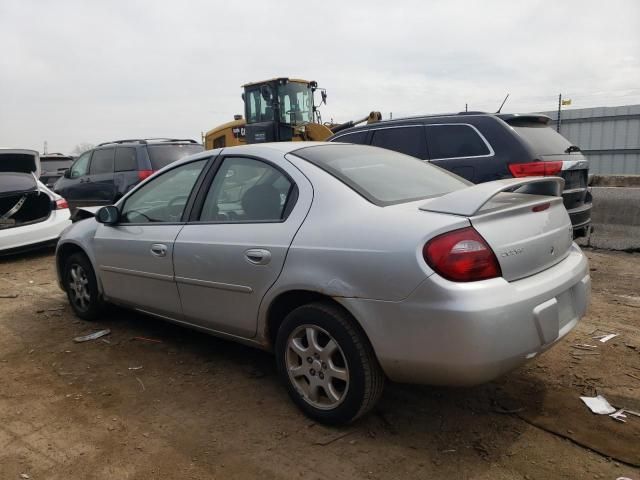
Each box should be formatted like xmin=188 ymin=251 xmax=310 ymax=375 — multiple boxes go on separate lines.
xmin=539 ymin=104 xmax=640 ymax=174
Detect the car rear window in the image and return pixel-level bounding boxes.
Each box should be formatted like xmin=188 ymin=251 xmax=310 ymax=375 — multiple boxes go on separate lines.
xmin=147 ymin=144 xmax=204 ymax=170
xmin=291 ymin=144 xmax=470 ymax=206
xmin=508 ymin=122 xmax=574 ymax=156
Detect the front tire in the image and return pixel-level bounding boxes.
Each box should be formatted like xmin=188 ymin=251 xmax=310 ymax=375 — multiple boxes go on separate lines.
xmin=63 ymin=252 xmax=104 ymax=321
xmin=275 ymin=302 xmax=384 ymax=425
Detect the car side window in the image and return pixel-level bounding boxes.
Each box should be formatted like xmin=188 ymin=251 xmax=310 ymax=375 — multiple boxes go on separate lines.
xmin=370 ymin=126 xmax=427 ymax=159
xmin=120 ymin=160 xmax=207 ymax=223
xmin=332 ymin=131 xmax=368 ymax=144
xmin=199 ymin=157 xmax=294 ymax=223
xmin=426 ymin=124 xmax=491 ymax=159
xmin=115 ymin=147 xmax=137 ymax=171
xmin=89 ymin=148 xmax=115 ymax=175
xmin=70 ymin=151 xmax=91 ymax=178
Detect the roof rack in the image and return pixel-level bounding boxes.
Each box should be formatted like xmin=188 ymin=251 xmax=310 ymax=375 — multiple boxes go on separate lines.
xmin=97 ymin=138 xmax=199 ymax=147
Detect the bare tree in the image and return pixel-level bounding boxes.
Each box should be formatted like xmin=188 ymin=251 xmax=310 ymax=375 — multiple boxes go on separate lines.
xmin=71 ymin=142 xmax=95 ymax=155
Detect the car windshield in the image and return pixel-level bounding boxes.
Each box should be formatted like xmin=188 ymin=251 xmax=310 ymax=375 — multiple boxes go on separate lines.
xmin=292 ymin=144 xmax=470 ymax=206
xmin=147 ymin=144 xmax=204 ymax=170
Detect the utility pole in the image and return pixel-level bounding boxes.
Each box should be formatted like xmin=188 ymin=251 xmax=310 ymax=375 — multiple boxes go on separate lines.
xmin=465 ymin=103 xmax=468 ymax=112
xmin=390 ymin=112 xmax=393 ymax=120
xmin=557 ymin=94 xmax=562 ymax=133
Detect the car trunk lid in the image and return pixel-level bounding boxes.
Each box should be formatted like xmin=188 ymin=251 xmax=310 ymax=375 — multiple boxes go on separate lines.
xmin=0 ymin=149 xmax=41 ymax=177
xmin=420 ymin=177 xmax=573 ymax=281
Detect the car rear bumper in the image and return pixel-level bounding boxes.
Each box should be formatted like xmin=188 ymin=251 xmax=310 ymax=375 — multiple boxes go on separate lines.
xmin=339 ymin=243 xmax=590 ymax=386
xmin=0 ymin=209 xmax=71 ymax=254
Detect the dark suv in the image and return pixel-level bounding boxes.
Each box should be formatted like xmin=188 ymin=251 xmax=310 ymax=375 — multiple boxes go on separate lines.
xmin=328 ymin=112 xmax=592 ymax=237
xmin=54 ymin=139 xmax=204 ymax=209
xmin=40 ymin=153 xmax=75 ymax=188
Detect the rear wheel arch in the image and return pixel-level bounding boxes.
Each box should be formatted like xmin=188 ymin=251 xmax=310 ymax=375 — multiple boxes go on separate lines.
xmin=265 ymin=290 xmax=374 ymax=352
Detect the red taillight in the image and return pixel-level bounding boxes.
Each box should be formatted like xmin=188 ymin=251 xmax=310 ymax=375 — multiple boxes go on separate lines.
xmin=508 ymin=161 xmax=562 ymax=177
xmin=138 ymin=169 xmax=154 ymax=181
xmin=423 ymin=227 xmax=501 ymax=282
xmin=55 ymin=198 xmax=69 ymax=210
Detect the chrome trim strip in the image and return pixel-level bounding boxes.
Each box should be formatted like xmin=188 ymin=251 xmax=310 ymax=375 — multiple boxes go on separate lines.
xmin=99 ymin=265 xmax=174 ymax=282
xmin=175 ymin=275 xmax=253 ymax=293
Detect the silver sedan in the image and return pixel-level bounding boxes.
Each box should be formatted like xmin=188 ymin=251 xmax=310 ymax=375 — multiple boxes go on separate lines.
xmin=56 ymin=143 xmax=590 ymax=424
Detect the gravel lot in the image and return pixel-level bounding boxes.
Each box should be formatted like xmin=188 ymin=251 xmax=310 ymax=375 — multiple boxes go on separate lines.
xmin=0 ymin=248 xmax=639 ymax=479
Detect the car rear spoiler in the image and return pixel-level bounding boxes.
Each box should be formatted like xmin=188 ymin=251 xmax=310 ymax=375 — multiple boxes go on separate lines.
xmin=419 ymin=177 xmax=564 ymax=217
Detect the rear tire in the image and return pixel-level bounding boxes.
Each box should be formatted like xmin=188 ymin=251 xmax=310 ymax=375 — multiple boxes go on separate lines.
xmin=275 ymin=302 xmax=384 ymax=425
xmin=63 ymin=252 xmax=104 ymax=321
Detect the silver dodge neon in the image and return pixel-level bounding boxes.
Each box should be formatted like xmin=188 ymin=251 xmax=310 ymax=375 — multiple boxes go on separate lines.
xmin=56 ymin=142 xmax=590 ymax=424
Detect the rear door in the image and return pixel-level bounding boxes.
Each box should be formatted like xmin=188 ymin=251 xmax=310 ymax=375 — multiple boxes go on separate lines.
xmin=425 ymin=124 xmax=494 ymax=182
xmin=173 ymin=153 xmax=312 ymax=338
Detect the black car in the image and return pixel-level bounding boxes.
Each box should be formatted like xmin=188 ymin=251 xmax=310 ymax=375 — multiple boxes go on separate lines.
xmin=328 ymin=112 xmax=592 ymax=237
xmin=54 ymin=138 xmax=204 ymax=209
xmin=40 ymin=153 xmax=75 ymax=188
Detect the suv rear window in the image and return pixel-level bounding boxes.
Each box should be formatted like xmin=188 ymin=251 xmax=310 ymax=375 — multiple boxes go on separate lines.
xmin=371 ymin=126 xmax=427 ymax=159
xmin=89 ymin=148 xmax=115 ymax=174
xmin=40 ymin=158 xmax=73 ymax=171
xmin=292 ymin=144 xmax=469 ymax=206
xmin=508 ymin=122 xmax=574 ymax=155
xmin=426 ymin=124 xmax=490 ymax=159
xmin=147 ymin=144 xmax=204 ymax=170
xmin=332 ymin=131 xmax=368 ymax=144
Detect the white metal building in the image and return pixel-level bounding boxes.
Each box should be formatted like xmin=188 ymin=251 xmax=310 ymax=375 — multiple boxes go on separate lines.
xmin=539 ymin=104 xmax=640 ymax=174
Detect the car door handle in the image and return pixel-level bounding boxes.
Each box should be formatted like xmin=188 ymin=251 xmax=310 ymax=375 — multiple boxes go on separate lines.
xmin=150 ymin=244 xmax=168 ymax=257
xmin=245 ymin=248 xmax=271 ymax=265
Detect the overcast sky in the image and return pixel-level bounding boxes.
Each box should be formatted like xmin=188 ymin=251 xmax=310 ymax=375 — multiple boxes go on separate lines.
xmin=1 ymin=0 xmax=639 ymax=154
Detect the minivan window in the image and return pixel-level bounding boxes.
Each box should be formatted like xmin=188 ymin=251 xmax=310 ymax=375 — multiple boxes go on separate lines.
xmin=292 ymin=144 xmax=469 ymax=206
xmin=371 ymin=126 xmax=427 ymax=159
xmin=115 ymin=147 xmax=137 ymax=171
xmin=333 ymin=131 xmax=368 ymax=144
xmin=509 ymin=123 xmax=574 ymax=155
xmin=89 ymin=149 xmax=115 ymax=175
xmin=70 ymin=152 xmax=91 ymax=178
xmin=147 ymin=144 xmax=204 ymax=170
xmin=426 ymin=124 xmax=490 ymax=159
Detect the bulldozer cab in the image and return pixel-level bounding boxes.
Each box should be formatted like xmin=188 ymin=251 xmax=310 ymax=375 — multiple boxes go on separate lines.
xmin=243 ymin=78 xmax=316 ymax=143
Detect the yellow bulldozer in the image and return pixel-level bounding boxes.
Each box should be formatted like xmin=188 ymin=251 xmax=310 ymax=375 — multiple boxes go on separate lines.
xmin=203 ymin=77 xmax=381 ymax=149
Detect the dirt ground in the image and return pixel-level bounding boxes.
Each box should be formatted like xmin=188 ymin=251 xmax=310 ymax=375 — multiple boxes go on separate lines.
xmin=0 ymin=248 xmax=638 ymax=479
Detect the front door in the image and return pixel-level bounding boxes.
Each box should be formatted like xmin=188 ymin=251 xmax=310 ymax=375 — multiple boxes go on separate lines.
xmin=93 ymin=159 xmax=208 ymax=319
xmin=173 ymin=155 xmax=312 ymax=338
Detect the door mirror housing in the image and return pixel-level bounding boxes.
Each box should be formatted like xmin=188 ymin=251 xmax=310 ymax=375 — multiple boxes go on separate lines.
xmin=96 ymin=205 xmax=120 ymax=225
xmin=63 ymin=169 xmax=71 ymax=178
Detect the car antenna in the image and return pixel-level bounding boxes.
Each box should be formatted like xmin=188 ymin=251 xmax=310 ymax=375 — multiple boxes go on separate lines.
xmin=496 ymin=93 xmax=509 ymax=113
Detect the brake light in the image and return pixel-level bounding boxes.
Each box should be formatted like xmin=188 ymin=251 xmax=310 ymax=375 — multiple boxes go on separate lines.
xmin=508 ymin=161 xmax=562 ymax=177
xmin=55 ymin=198 xmax=69 ymax=210
xmin=138 ymin=170 xmax=154 ymax=181
xmin=423 ymin=227 xmax=501 ymax=282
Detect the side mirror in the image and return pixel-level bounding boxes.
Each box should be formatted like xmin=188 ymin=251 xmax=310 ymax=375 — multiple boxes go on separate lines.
xmin=96 ymin=205 xmax=120 ymax=225
xmin=63 ymin=169 xmax=71 ymax=178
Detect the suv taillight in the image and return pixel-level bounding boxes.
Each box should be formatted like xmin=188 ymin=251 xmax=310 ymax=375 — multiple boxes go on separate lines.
xmin=423 ymin=227 xmax=501 ymax=282
xmin=508 ymin=161 xmax=562 ymax=177
xmin=138 ymin=170 xmax=154 ymax=181
xmin=55 ymin=198 xmax=69 ymax=210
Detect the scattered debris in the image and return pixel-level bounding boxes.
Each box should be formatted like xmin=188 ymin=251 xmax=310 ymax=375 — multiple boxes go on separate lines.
xmin=128 ymin=366 xmax=143 ymax=371
xmin=132 ymin=336 xmax=162 ymax=344
xmin=580 ymin=395 xmax=616 ymax=415
xmin=74 ymin=329 xmax=111 ymax=343
xmin=0 ymin=293 xmax=18 ymax=298
xmin=136 ymin=377 xmax=145 ymax=392
xmin=610 ymin=409 xmax=640 ymax=423
xmin=36 ymin=306 xmax=64 ymax=313
xmin=594 ymin=333 xmax=618 ymax=343
xmin=313 ymin=430 xmax=357 ymax=446
xmin=20 ymin=474 xmax=30 ymax=479
xmin=571 ymin=344 xmax=598 ymax=351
